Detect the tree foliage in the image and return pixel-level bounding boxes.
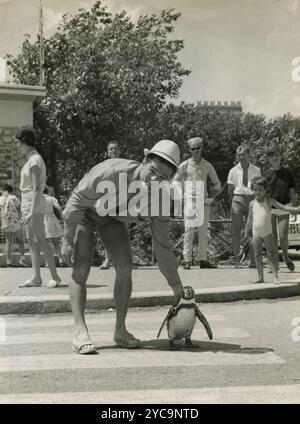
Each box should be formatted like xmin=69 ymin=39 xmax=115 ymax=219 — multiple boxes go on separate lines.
xmin=7 ymin=1 xmax=190 ymax=198
xmin=6 ymin=1 xmax=300 ymax=204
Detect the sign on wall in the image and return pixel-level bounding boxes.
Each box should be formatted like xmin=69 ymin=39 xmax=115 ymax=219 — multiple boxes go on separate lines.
xmin=0 ymin=145 xmax=13 ymax=188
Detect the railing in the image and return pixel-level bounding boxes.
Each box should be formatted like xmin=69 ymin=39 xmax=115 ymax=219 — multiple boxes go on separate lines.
xmin=130 ymin=218 xmax=233 ymax=266
xmin=2 ymin=217 xmax=300 ymax=266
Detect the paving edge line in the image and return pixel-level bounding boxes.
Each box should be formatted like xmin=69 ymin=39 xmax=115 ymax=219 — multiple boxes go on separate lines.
xmin=0 ymin=283 xmax=300 ymax=314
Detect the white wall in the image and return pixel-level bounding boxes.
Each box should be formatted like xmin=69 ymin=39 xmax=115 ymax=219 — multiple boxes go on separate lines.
xmin=0 ymin=58 xmax=6 ymax=82
xmin=0 ymin=99 xmax=33 ymax=127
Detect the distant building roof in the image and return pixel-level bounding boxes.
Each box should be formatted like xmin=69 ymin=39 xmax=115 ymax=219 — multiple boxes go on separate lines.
xmin=197 ymin=100 xmax=242 ymax=113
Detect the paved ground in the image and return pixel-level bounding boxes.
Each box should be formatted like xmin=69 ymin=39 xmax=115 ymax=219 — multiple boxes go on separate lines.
xmin=2 ymin=262 xmax=300 ymax=298
xmin=1 ymin=259 xmax=300 ymax=315
xmin=0 ymin=297 xmax=299 ymax=403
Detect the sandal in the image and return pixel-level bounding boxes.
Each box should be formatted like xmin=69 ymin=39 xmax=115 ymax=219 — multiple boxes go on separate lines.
xmin=114 ymin=332 xmax=141 ymax=349
xmin=72 ymin=338 xmax=97 ymax=355
xmin=286 ymin=260 xmax=295 ymax=272
xmin=19 ymin=259 xmax=30 ymax=267
xmin=19 ymin=280 xmax=42 ymax=288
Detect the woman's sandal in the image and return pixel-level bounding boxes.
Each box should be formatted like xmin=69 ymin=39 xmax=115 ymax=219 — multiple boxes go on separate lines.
xmin=19 ymin=280 xmax=42 ymax=288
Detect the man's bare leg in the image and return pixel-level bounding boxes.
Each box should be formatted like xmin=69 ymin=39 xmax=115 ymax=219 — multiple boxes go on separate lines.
xmin=70 ymin=223 xmax=95 ymax=352
xmin=99 ymin=220 xmax=140 ymax=348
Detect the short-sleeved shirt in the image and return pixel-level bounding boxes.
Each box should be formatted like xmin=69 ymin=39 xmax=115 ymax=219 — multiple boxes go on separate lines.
xmin=63 ymin=158 xmax=178 ymax=275
xmin=265 ymin=168 xmax=295 ymax=205
xmin=20 ymin=149 xmax=47 ymax=193
xmin=227 ymin=162 xmax=261 ymax=195
xmin=174 ymin=158 xmax=221 ymax=196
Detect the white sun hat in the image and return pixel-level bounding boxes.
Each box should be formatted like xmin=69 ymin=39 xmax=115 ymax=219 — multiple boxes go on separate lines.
xmin=144 ymin=140 xmax=180 ymax=169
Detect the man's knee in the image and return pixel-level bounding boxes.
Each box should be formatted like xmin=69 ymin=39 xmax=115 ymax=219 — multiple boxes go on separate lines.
xmin=34 ymin=235 xmax=47 ymax=246
xmin=279 ymin=233 xmax=288 ymax=242
xmin=231 ymin=215 xmax=242 ymax=233
xmin=114 ymin=262 xmax=132 ymax=277
xmin=267 ymin=248 xmax=277 ymax=263
xmin=27 ymin=236 xmax=36 ymax=246
xmin=72 ymin=262 xmax=91 ymax=285
xmin=254 ymin=251 xmax=261 ymax=259
xmin=232 ymin=227 xmax=242 ymax=239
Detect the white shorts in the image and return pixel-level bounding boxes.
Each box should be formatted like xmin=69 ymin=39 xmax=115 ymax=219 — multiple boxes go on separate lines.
xmin=21 ymin=192 xmax=46 ymax=216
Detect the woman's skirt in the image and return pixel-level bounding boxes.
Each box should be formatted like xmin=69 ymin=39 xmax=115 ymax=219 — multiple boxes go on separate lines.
xmin=21 ymin=191 xmax=47 ymax=216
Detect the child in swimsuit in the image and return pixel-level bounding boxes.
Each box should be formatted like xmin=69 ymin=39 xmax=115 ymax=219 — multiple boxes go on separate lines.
xmin=245 ymin=177 xmax=300 ymax=284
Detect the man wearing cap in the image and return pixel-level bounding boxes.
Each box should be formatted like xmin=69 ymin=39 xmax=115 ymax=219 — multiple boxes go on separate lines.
xmin=174 ymin=137 xmax=221 ymax=269
xmin=61 ymin=140 xmax=184 ymax=354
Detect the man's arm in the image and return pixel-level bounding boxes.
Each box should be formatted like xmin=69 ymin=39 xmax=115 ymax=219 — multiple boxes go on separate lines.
xmin=228 ymin=183 xmax=235 ymax=208
xmin=172 ymin=162 xmax=186 ymax=182
xmin=289 ymin=188 xmax=297 ymax=206
xmin=227 ymin=168 xmax=235 ymax=207
xmin=289 ymin=187 xmax=297 ymax=221
xmin=151 ymin=217 xmax=183 ymax=301
xmin=208 ymin=163 xmax=221 ymax=198
xmin=61 ymin=194 xmax=88 ymax=266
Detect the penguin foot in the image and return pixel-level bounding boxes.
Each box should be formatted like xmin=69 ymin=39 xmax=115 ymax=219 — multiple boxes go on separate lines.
xmin=169 ymin=340 xmax=177 ymax=350
xmin=185 ymin=338 xmax=198 ymax=349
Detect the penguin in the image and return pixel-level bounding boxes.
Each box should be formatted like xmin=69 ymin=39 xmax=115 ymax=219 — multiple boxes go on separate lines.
xmin=157 ymin=286 xmax=213 ymax=350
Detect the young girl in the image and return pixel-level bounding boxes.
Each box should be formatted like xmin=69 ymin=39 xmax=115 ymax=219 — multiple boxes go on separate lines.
xmin=0 ymin=184 xmax=28 ymax=267
xmin=245 ymin=176 xmax=300 ymax=284
xmin=44 ymin=187 xmax=64 ymax=266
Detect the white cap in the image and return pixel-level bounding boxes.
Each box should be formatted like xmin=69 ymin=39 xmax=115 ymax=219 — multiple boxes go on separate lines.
xmin=144 ymin=140 xmax=180 ymax=169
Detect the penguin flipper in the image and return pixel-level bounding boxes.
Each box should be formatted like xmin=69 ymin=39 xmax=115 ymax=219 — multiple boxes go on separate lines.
xmin=157 ymin=306 xmax=176 ymax=338
xmin=194 ymin=304 xmax=213 ymax=340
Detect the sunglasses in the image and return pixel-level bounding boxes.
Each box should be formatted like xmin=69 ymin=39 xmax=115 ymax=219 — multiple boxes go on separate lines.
xmin=190 ymin=146 xmax=202 ymax=151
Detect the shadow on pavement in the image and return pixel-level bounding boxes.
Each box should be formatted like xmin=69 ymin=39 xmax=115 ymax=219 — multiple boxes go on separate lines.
xmin=99 ymin=339 xmax=274 ymax=354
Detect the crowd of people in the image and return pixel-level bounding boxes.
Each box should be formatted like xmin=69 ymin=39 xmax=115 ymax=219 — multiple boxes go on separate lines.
xmin=1 ymin=126 xmax=299 ymax=352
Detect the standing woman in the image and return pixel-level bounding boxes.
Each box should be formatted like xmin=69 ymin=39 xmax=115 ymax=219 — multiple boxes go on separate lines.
xmin=265 ymin=145 xmax=297 ymax=271
xmin=16 ymin=127 xmax=62 ymax=288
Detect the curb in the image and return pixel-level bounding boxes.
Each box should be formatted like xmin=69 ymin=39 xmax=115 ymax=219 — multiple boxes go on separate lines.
xmin=0 ymin=282 xmax=300 ymax=315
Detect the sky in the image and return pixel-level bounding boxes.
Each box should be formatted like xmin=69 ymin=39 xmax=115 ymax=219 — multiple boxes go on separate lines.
xmin=0 ymin=0 xmax=299 ymax=117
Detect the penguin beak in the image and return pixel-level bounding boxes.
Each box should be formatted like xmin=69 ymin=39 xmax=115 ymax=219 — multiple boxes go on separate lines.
xmin=183 ymin=288 xmax=194 ymax=299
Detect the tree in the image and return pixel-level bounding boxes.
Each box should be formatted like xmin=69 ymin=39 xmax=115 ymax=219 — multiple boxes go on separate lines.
xmin=6 ymin=1 xmax=190 ymax=200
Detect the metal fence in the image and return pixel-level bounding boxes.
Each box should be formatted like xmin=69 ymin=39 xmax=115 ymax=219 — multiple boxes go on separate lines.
xmin=1 ymin=216 xmax=300 ymax=266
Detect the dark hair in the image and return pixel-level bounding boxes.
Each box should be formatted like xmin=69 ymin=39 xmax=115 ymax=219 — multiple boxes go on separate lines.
xmin=16 ymin=126 xmax=36 ymax=147
xmin=3 ymin=184 xmax=13 ymax=193
xmin=266 ymin=145 xmax=282 ymax=157
xmin=107 ymin=141 xmax=119 ymax=149
xmin=251 ymin=176 xmax=269 ymax=191
xmin=236 ymin=144 xmax=249 ymax=155
xmin=186 ymin=137 xmax=204 ymax=148
xmin=43 ymin=186 xmax=49 ymax=194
